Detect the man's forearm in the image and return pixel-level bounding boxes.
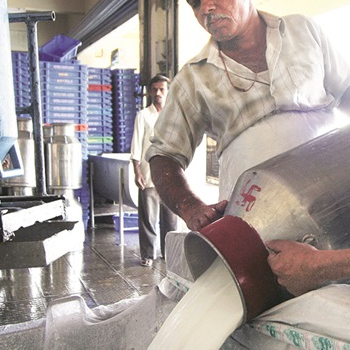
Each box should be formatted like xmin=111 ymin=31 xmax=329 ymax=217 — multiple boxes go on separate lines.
xmin=132 ymin=159 xmax=141 ymax=176
xmin=149 ymin=155 xmax=204 ymax=219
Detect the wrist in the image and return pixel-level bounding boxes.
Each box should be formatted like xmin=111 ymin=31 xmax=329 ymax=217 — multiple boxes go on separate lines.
xmin=175 ymin=195 xmax=203 ymax=220
xmin=313 ymin=249 xmax=350 ymax=285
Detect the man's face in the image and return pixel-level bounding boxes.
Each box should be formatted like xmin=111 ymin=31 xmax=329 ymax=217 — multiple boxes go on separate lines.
xmin=187 ymin=0 xmax=252 ymax=42
xmin=150 ymin=81 xmax=168 ymax=107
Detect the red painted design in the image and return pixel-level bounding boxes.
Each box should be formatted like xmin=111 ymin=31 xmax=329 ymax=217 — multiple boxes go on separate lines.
xmin=235 ymin=179 xmax=261 ymax=212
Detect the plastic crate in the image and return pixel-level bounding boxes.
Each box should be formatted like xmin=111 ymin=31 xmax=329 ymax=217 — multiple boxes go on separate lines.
xmin=40 ymin=74 xmax=88 ymax=86
xmin=42 ymin=95 xmax=87 ymax=106
xmin=42 ymin=111 xmax=87 ymax=124
xmin=40 ymin=61 xmax=87 ymax=72
xmin=88 ymin=97 xmax=113 ymax=106
xmin=39 ymin=35 xmax=82 ymax=62
xmin=42 ymin=89 xmax=87 ymax=100
xmin=113 ymin=212 xmax=139 ymax=233
xmin=88 ymin=67 xmax=112 ymax=75
xmin=88 ymin=74 xmax=111 ymax=85
xmin=88 ymin=125 xmax=113 ymax=136
xmin=40 ymin=68 xmax=88 ymax=79
xmin=87 ymin=120 xmax=113 ymax=127
xmin=87 ymin=108 xmax=113 ymax=116
xmin=87 ymin=143 xmax=114 ymax=154
xmin=41 ymin=82 xmax=87 ymax=93
xmin=43 ymin=103 xmax=87 ymax=114
xmin=88 ymin=136 xmax=113 ymax=144
xmin=88 ymin=84 xmax=112 ymax=92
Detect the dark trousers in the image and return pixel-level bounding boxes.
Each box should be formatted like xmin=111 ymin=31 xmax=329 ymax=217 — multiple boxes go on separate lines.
xmin=138 ymin=187 xmax=178 ymax=259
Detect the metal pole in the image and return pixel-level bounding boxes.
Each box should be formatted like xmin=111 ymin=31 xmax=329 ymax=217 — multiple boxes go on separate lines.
xmin=118 ymin=167 xmax=125 ymax=246
xmin=89 ymin=160 xmax=95 ymax=228
xmin=9 ymin=11 xmax=56 ymax=196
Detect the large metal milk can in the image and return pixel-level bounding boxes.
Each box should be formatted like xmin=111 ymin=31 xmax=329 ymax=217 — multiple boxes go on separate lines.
xmin=0 ymin=1 xmax=22 ymax=177
xmin=185 ymin=124 xmax=350 ymax=324
xmin=225 ymin=125 xmax=350 ymax=250
xmin=2 ymin=117 xmax=36 ymax=195
xmin=46 ymin=122 xmax=82 ymax=192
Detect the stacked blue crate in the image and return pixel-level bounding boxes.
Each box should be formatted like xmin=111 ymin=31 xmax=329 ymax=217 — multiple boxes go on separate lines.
xmin=111 ymin=69 xmax=142 ymax=153
xmin=87 ymin=68 xmax=113 ymax=155
xmin=40 ymin=61 xmax=88 ymax=125
xmin=11 ymin=52 xmax=31 ymax=118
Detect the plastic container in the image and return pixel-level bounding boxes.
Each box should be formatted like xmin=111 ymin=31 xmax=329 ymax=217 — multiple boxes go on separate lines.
xmin=41 ymin=82 xmax=87 ymax=93
xmin=113 ymin=212 xmax=138 ymax=233
xmin=39 ymin=35 xmax=82 ymax=62
xmin=40 ymin=74 xmax=87 ymax=86
xmin=42 ymin=89 xmax=87 ymax=100
xmin=40 ymin=61 xmax=87 ymax=72
xmin=88 ymin=84 xmax=112 ymax=92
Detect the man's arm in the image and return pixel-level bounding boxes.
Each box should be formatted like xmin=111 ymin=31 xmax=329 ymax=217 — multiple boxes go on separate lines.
xmin=149 ymin=155 xmax=227 ymax=231
xmin=266 ymin=239 xmax=350 ymax=296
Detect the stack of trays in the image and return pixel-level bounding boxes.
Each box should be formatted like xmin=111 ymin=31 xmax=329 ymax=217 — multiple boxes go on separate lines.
xmin=111 ymin=69 xmax=142 ymax=153
xmin=40 ymin=61 xmax=88 ymax=125
xmin=87 ymin=68 xmax=113 ymax=155
xmin=11 ymin=51 xmax=31 ymax=118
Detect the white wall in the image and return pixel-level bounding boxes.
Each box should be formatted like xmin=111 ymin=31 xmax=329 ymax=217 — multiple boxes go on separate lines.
xmin=77 ymin=15 xmax=140 ymax=69
xmin=254 ymin=0 xmax=350 ymax=16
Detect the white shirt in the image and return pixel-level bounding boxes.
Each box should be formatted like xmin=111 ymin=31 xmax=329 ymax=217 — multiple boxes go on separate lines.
xmin=130 ymin=104 xmax=159 ymax=188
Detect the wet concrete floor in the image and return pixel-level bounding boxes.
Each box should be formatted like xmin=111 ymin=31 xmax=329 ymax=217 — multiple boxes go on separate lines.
xmin=0 ymin=218 xmax=166 ymax=326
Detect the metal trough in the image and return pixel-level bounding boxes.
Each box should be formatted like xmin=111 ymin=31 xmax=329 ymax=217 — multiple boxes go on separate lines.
xmin=89 ymin=153 xmax=138 ymax=245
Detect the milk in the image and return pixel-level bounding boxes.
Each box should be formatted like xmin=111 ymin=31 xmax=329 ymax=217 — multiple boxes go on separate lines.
xmin=148 ymin=257 xmax=244 ymax=349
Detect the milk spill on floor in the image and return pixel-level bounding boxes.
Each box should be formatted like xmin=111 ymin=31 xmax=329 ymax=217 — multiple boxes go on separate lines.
xmin=148 ymin=257 xmax=244 ymax=350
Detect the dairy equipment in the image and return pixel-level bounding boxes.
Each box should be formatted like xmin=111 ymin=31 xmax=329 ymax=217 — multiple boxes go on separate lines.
xmin=225 ymin=126 xmax=350 ymax=250
xmin=89 ymin=153 xmax=138 ymax=244
xmin=0 ymin=3 xmax=85 ymax=269
xmin=185 ymin=124 xmax=350 ymax=324
xmin=45 ymin=122 xmax=83 ymax=223
xmin=46 ymin=122 xmax=82 ymax=192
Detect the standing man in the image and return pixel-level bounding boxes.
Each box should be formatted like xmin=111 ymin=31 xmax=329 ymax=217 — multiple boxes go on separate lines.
xmin=131 ymin=75 xmax=178 ymax=267
xmin=146 ymin=0 xmax=350 ymax=291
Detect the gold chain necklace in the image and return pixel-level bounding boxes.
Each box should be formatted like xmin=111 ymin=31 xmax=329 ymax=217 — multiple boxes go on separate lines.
xmin=218 ymin=48 xmax=260 ymax=93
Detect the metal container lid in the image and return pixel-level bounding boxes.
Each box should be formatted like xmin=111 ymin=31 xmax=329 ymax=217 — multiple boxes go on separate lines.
xmin=52 ymin=122 xmax=75 ymax=137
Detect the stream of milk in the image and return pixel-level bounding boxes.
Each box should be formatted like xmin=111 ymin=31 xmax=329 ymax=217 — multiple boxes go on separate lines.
xmin=148 ymin=257 xmax=244 ymax=349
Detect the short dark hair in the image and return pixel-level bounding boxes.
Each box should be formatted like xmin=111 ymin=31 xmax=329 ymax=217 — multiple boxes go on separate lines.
xmin=149 ymin=75 xmax=171 ymax=89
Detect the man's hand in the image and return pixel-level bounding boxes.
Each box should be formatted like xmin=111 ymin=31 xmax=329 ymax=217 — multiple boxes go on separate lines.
xmin=149 ymin=155 xmax=227 ymax=229
xmin=132 ymin=159 xmax=146 ymax=190
xmin=266 ymin=240 xmax=321 ymax=296
xmin=134 ymin=173 xmax=146 ymax=190
xmin=181 ymin=200 xmax=228 ymax=231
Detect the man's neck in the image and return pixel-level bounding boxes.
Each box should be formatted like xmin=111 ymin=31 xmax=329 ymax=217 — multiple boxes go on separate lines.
xmin=218 ymin=12 xmax=267 ymax=72
xmin=154 ymin=103 xmax=163 ymax=113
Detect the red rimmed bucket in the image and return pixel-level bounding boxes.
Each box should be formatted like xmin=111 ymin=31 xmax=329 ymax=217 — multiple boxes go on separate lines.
xmin=184 ymin=215 xmax=287 ymax=322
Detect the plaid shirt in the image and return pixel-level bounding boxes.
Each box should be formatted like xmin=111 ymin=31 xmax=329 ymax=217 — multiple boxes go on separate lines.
xmin=146 ymin=12 xmax=350 ymax=170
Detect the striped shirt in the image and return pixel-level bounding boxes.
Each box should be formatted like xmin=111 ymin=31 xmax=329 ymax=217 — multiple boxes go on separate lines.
xmin=146 ymin=12 xmax=350 ymax=172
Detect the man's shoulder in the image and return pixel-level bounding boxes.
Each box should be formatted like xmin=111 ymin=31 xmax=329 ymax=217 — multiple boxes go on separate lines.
xmin=282 ymin=13 xmax=315 ymax=26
